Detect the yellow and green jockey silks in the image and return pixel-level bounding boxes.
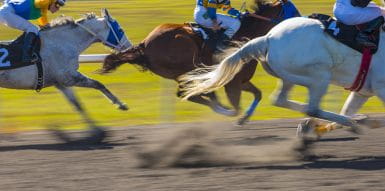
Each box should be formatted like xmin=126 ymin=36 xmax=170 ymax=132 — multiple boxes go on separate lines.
xmin=196 ymin=0 xmax=240 ymax=19
xmin=5 ymin=0 xmax=56 ymax=26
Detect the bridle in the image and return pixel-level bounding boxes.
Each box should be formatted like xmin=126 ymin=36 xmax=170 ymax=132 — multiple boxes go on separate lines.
xmin=75 ymin=18 xmax=126 ymax=51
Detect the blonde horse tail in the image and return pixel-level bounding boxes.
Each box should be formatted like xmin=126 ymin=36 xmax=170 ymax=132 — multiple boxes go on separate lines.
xmin=178 ymin=36 xmax=268 ymax=99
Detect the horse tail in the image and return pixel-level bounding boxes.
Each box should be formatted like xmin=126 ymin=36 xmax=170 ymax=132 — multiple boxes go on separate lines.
xmin=98 ymin=43 xmax=147 ymax=74
xmin=178 ymin=36 xmax=268 ymax=99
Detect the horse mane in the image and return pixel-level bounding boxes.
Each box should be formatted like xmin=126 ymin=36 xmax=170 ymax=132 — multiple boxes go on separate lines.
xmin=40 ymin=13 xmax=97 ymax=31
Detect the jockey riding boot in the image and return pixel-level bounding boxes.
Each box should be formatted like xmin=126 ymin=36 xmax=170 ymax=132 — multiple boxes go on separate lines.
xmin=356 ymin=16 xmax=385 ymax=48
xmin=215 ymin=33 xmax=232 ymax=52
xmin=21 ymin=32 xmax=38 ymax=63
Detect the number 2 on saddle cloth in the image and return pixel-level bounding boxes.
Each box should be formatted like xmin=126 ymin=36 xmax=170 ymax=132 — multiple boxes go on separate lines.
xmin=0 ymin=33 xmax=41 ymax=70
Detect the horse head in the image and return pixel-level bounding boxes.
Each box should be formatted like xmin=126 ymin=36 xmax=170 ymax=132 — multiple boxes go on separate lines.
xmin=75 ymin=8 xmax=132 ymax=52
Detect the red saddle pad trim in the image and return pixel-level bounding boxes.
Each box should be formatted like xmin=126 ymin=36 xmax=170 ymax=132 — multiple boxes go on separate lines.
xmin=345 ymin=47 xmax=372 ymax=92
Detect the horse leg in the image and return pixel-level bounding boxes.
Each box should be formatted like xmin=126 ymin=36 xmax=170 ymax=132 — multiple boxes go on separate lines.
xmin=176 ymin=90 xmax=236 ymax=116
xmin=55 ymin=86 xmax=106 ymax=144
xmin=272 ymin=80 xmax=306 ymax=112
xmin=205 ymin=92 xmax=237 ymax=115
xmin=223 ymin=79 xmax=242 ymax=117
xmin=272 ymin=81 xmax=315 ymax=136
xmin=272 ymin=80 xmax=360 ymax=133
xmin=306 ymin=80 xmax=361 ymax=133
xmin=364 ymin=88 xmax=385 ymax=128
xmin=301 ymin=92 xmax=371 ymax=137
xmin=341 ymin=92 xmax=370 ymax=116
xmin=237 ymin=81 xmax=262 ymax=126
xmin=326 ymin=92 xmax=370 ymax=129
xmin=57 ymin=86 xmax=96 ymax=126
xmin=69 ymin=73 xmax=128 ymax=110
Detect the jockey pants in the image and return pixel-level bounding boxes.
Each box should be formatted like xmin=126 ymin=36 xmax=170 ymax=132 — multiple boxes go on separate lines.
xmin=194 ymin=5 xmax=241 ymax=38
xmin=0 ymin=3 xmax=39 ymax=34
xmin=334 ymin=0 xmax=385 ymax=25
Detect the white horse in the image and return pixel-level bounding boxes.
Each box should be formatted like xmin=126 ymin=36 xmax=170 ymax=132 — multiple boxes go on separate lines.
xmin=179 ymin=16 xmax=385 ymax=132
xmin=0 ymin=9 xmax=132 ymax=143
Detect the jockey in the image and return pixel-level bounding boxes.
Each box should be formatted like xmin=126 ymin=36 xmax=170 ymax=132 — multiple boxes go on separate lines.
xmin=194 ymin=0 xmax=242 ymax=50
xmin=334 ymin=0 xmax=385 ymax=47
xmin=0 ymin=0 xmax=66 ymax=63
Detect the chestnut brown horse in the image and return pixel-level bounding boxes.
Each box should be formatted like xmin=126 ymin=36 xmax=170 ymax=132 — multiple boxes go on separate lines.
xmin=100 ymin=0 xmax=300 ymax=125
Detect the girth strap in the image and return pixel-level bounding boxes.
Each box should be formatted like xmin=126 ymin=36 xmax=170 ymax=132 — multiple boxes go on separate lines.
xmin=345 ymin=47 xmax=372 ymax=92
xmin=34 ymin=53 xmax=44 ymax=92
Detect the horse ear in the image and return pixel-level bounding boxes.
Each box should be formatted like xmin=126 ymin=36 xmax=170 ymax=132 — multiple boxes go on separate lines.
xmin=101 ymin=8 xmax=111 ymax=19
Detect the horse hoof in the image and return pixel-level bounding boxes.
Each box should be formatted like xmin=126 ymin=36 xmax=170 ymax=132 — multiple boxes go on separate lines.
xmin=236 ymin=116 xmax=249 ymax=126
xmin=352 ymin=114 xmax=368 ymax=121
xmin=296 ymin=119 xmax=311 ymax=138
xmin=86 ymin=127 xmax=108 ymax=144
xmin=50 ymin=127 xmax=107 ymax=145
xmin=356 ymin=117 xmax=382 ymax=129
xmin=297 ymin=119 xmax=324 ymax=140
xmin=118 ymin=104 xmax=129 ymax=111
xmin=49 ymin=127 xmax=72 ymax=143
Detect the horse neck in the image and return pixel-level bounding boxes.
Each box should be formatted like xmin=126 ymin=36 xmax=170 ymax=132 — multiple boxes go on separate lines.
xmin=40 ymin=24 xmax=99 ymax=54
xmin=234 ymin=4 xmax=282 ymax=40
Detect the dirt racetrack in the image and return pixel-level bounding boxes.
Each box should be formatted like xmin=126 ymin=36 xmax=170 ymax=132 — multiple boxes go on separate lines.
xmin=1 ymin=116 xmax=385 ymax=191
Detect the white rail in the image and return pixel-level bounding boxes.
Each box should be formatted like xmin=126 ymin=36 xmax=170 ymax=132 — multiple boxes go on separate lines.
xmin=78 ymin=54 xmax=108 ymax=63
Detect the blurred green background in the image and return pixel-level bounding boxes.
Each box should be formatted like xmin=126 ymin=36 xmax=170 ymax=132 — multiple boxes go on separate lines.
xmin=0 ymin=0 xmax=383 ymax=132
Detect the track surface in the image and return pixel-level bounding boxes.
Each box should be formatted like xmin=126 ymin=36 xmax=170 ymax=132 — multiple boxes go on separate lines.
xmin=1 ymin=118 xmax=385 ymax=191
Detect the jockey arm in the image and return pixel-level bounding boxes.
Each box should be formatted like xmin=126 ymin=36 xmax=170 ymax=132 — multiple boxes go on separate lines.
xmin=37 ymin=9 xmax=48 ymax=26
xmin=206 ymin=0 xmax=219 ymax=20
xmin=34 ymin=0 xmax=55 ymax=26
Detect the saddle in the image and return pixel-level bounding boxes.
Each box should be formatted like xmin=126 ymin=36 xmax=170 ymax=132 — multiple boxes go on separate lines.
xmin=0 ymin=33 xmax=44 ymax=91
xmin=309 ymin=13 xmax=380 ymax=54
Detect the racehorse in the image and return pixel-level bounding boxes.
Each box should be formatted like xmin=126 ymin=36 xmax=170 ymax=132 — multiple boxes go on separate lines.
xmin=99 ymin=0 xmax=298 ymax=125
xmin=179 ymin=16 xmax=385 ymax=132
xmin=0 ymin=9 xmax=132 ymax=143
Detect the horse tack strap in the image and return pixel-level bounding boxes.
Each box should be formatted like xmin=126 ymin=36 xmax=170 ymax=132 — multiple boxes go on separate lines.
xmin=34 ymin=55 xmax=44 ymax=92
xmin=345 ymin=47 xmax=372 ymax=92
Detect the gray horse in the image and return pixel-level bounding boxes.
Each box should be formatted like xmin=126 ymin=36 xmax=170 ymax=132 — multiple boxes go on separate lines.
xmin=0 ymin=9 xmax=132 ymax=143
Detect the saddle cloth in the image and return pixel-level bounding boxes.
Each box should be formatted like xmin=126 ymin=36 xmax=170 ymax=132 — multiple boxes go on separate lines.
xmin=0 ymin=33 xmax=41 ymax=70
xmin=309 ymin=13 xmax=380 ymax=54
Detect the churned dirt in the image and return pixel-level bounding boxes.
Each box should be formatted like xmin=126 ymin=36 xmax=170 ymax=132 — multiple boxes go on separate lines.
xmin=1 ymin=116 xmax=385 ymax=191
